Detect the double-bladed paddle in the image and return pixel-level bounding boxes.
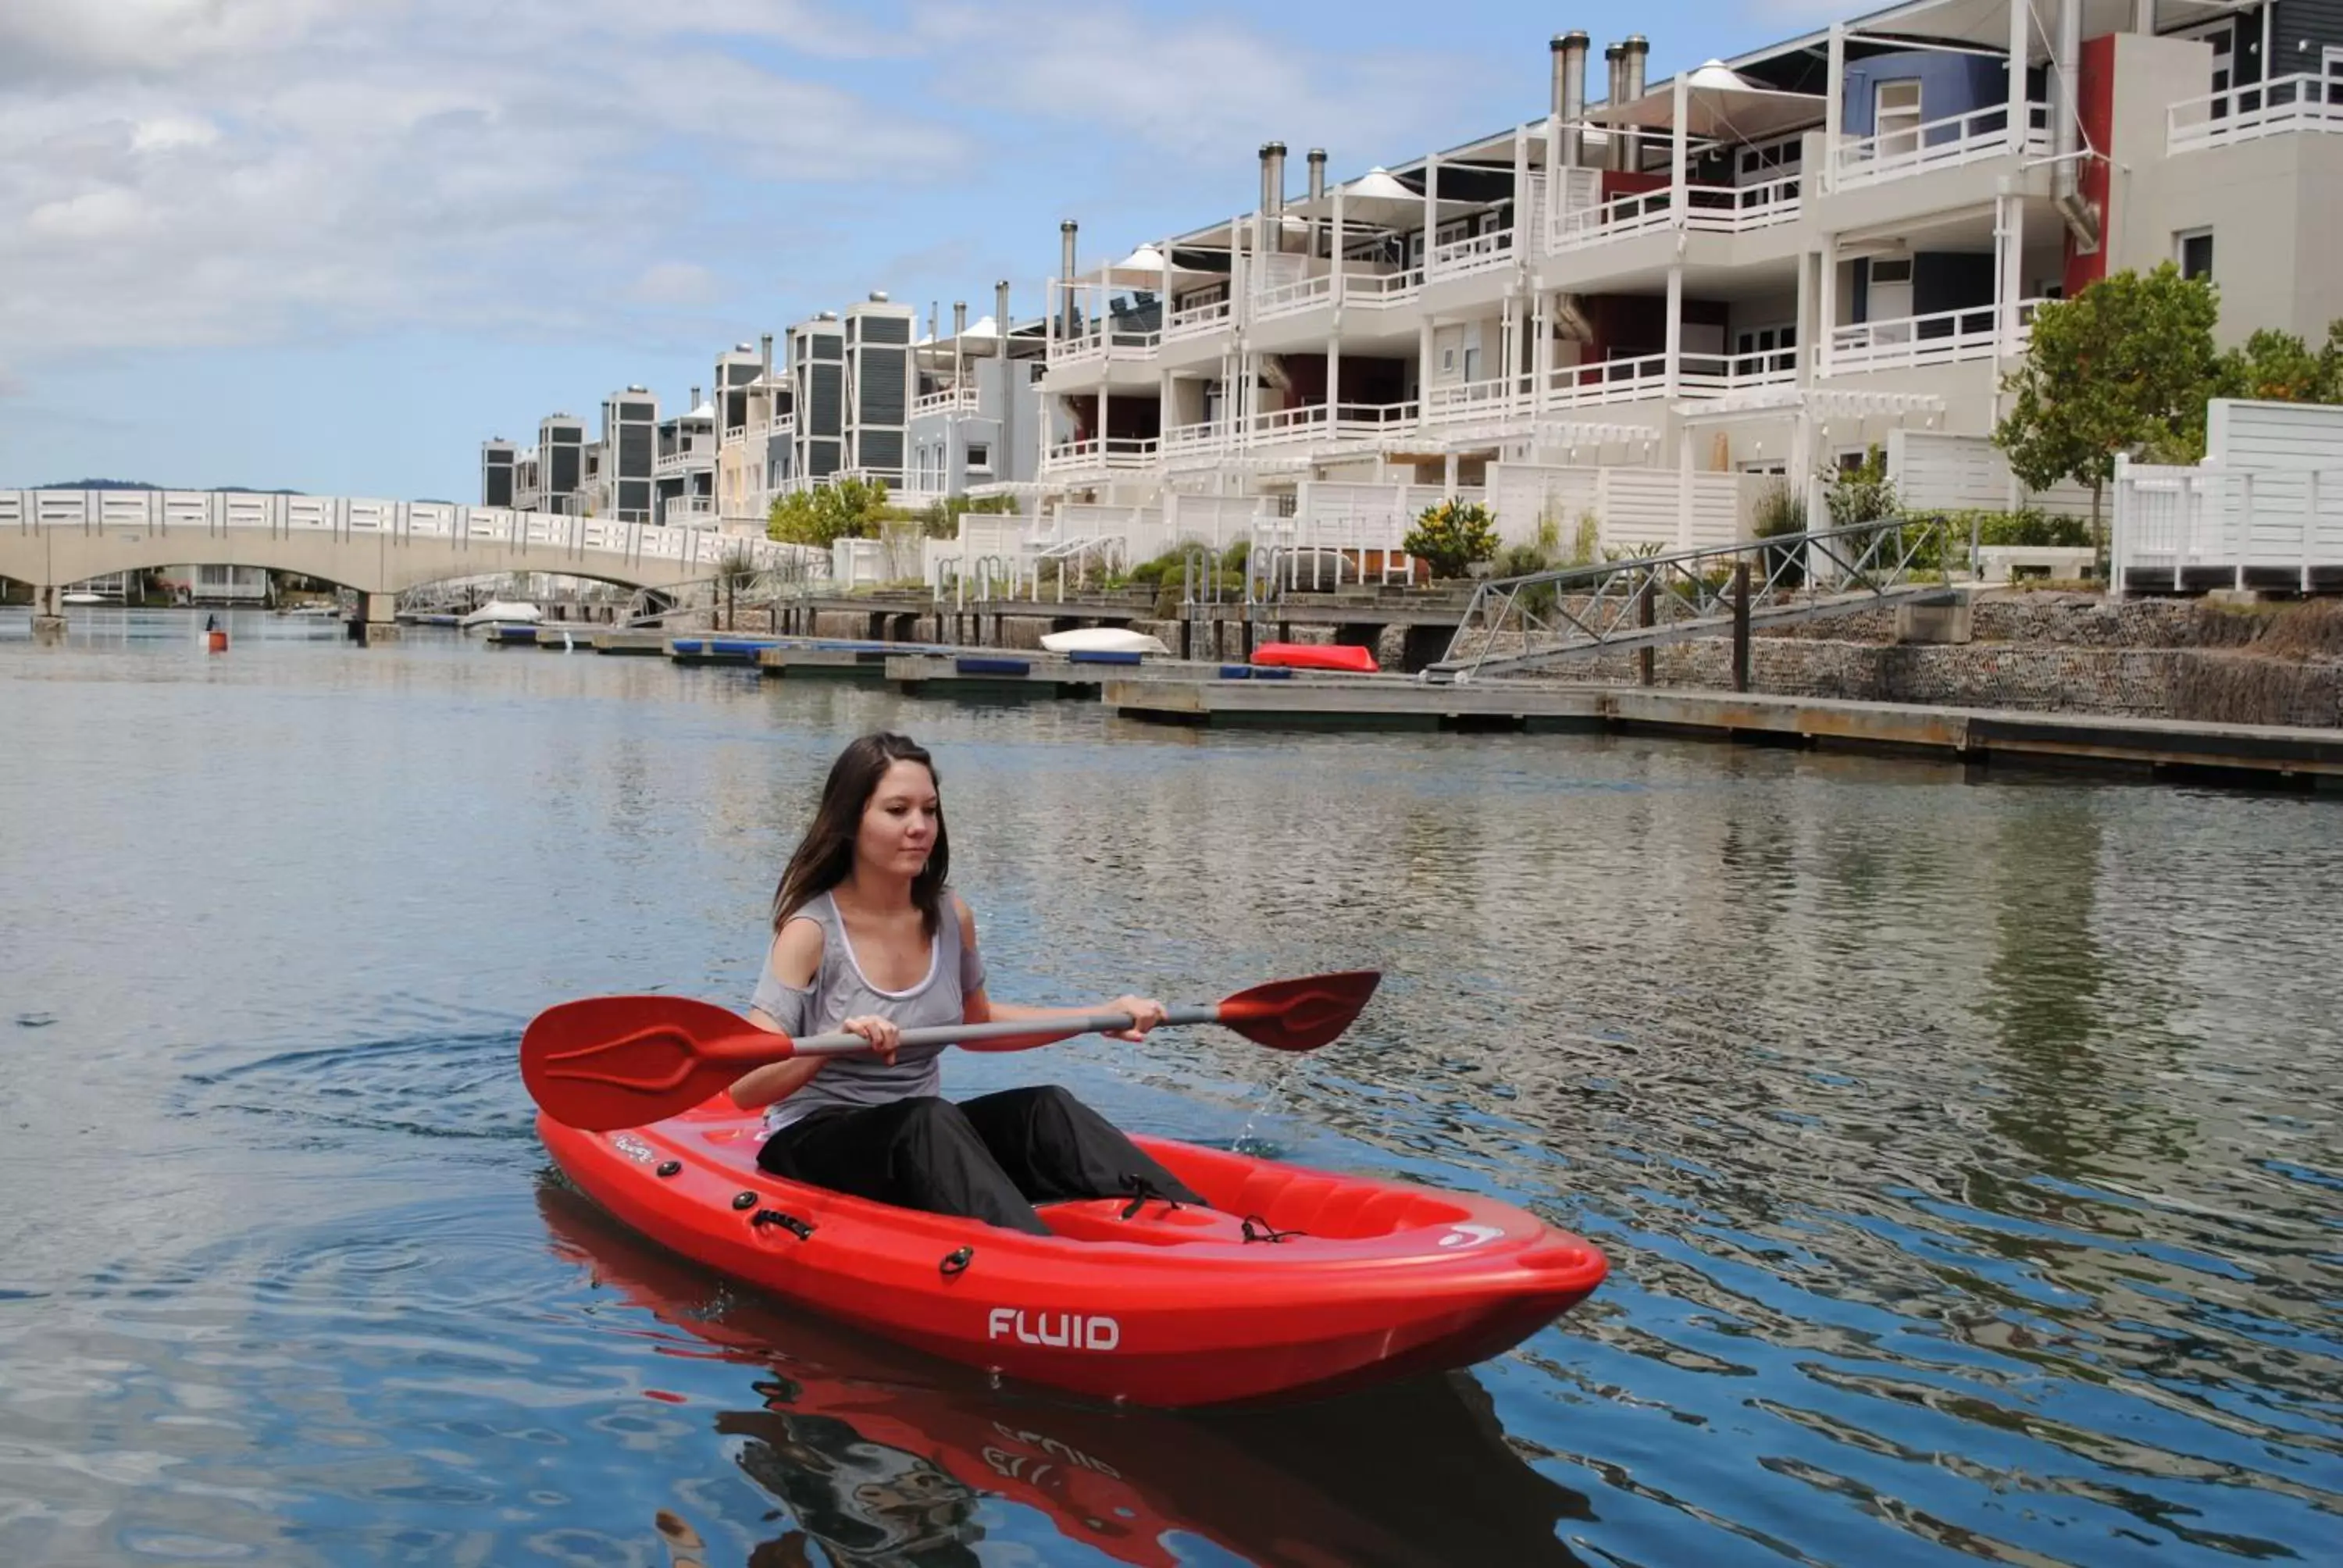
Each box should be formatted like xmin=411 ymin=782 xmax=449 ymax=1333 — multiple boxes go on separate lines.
xmin=521 ymin=970 xmax=1381 ymax=1131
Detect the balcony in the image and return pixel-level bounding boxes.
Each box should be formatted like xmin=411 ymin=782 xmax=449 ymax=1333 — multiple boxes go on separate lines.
xmin=1547 ymin=353 xmax=1671 ymax=409
xmin=1165 ymin=297 xmax=1232 ymax=340
xmin=1047 ymin=325 xmax=1162 ymax=366
xmin=1425 ymin=374 xmax=1537 ymax=426
xmin=1550 ymin=176 xmax=1803 ymax=254
xmin=1678 ymin=347 xmax=1800 ymax=397
xmin=1828 ymin=300 xmax=2041 ymax=374
xmin=654 ymin=444 xmax=716 ymax=478
xmin=1252 ymin=272 xmax=1334 ymax=322
xmin=1343 ymin=267 xmax=1423 ymax=310
xmin=662 ymin=495 xmax=718 ymax=527
xmin=2170 ymin=73 xmax=2343 ymax=153
xmin=911 ymin=387 xmax=980 ymax=417
xmin=1043 ymin=435 xmax=1161 ymax=473
xmin=1833 ymin=102 xmax=2049 ymax=191
xmin=1426 ymin=227 xmax=1517 ymax=280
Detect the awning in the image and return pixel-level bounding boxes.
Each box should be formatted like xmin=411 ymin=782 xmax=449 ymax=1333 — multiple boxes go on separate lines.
xmin=1289 ymin=166 xmax=1485 ymax=230
xmin=1595 ymin=62 xmax=1826 ymax=144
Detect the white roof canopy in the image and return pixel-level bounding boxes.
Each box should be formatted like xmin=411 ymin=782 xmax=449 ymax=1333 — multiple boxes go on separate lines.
xmin=1595 ymin=62 xmax=1827 ymax=143
xmin=1289 ymin=166 xmax=1485 ymax=230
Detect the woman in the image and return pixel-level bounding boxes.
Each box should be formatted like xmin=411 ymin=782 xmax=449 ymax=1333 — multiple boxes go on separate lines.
xmin=729 ymin=732 xmax=1204 ymax=1236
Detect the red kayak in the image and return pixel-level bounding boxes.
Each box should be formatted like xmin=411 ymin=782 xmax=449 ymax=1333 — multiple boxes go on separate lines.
xmin=1253 ymin=641 xmax=1378 ymax=673
xmin=538 ymin=1099 xmax=1605 ymax=1408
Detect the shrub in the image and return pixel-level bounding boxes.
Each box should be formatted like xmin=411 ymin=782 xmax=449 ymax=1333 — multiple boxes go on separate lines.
xmin=1402 ymin=500 xmax=1501 ymax=579
xmin=769 ymin=477 xmax=893 ymax=547
xmin=1822 ymin=446 xmax=1897 ymax=529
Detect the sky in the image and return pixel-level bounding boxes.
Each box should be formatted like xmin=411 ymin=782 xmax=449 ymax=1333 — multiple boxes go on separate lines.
xmin=0 ymin=0 xmax=1836 ymax=500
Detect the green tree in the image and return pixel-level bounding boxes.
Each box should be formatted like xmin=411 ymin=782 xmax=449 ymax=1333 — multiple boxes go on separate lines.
xmin=2213 ymin=321 xmax=2343 ymax=404
xmin=1403 ymin=499 xmax=1501 ymax=579
xmin=767 ymin=476 xmax=893 ymax=548
xmin=1994 ymin=265 xmax=2224 ymax=558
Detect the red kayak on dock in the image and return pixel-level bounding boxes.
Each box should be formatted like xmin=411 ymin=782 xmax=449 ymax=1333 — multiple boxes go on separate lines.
xmin=537 ymin=1099 xmax=1605 ymax=1409
xmin=1252 ymin=641 xmax=1379 ymax=673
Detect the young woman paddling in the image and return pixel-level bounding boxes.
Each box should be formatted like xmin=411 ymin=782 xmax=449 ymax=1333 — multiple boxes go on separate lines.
xmin=729 ymin=732 xmax=1204 ymax=1235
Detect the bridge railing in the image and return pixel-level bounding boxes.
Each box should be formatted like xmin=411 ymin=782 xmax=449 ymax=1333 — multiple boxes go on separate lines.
xmin=0 ymin=490 xmax=809 ymax=575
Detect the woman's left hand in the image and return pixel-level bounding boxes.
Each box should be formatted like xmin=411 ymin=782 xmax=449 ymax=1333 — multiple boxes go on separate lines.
xmin=1103 ymin=995 xmax=1168 ymax=1042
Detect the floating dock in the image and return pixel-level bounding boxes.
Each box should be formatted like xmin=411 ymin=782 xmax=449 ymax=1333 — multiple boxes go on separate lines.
xmin=884 ymin=650 xmax=1327 ymax=695
xmin=1101 ymin=678 xmax=2343 ymax=782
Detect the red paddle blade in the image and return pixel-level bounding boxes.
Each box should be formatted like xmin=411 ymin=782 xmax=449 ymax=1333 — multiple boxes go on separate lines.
xmin=521 ymin=994 xmax=789 ymax=1131
xmin=1215 ymin=970 xmax=1380 ymax=1052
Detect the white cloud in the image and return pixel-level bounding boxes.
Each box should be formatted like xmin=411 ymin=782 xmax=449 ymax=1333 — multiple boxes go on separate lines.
xmin=629 ymin=262 xmax=721 ymax=306
xmin=0 ymin=0 xmax=972 ymax=361
xmin=915 ymin=2 xmax=1473 ymax=164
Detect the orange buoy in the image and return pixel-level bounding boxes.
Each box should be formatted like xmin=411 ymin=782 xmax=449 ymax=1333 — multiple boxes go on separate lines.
xmin=207 ymin=629 xmax=228 ymax=653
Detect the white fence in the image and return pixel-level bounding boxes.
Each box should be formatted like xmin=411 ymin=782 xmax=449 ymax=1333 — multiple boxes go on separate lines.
xmin=2111 ymin=400 xmax=2343 ymax=595
xmin=1886 ymin=430 xmax=2094 ymax=518
xmin=1485 ymin=463 xmax=1753 ymax=553
xmin=0 ymin=489 xmax=808 ymax=574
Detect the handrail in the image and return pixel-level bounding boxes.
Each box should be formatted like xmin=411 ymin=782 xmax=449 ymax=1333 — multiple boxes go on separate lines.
xmin=2168 ymin=72 xmax=2341 ymax=151
xmin=1829 ymin=299 xmax=2042 ymax=373
xmin=1431 ymin=515 xmax=1960 ymax=680
xmin=1834 ymin=101 xmax=2049 ymax=187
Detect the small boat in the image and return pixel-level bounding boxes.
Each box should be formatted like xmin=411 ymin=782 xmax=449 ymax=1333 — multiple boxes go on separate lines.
xmin=1254 ymin=642 xmax=1378 ymax=673
xmin=459 ymin=599 xmax=544 ymax=630
xmin=537 ymin=1099 xmax=1605 ymax=1408
xmin=1039 ymin=627 xmax=1168 ymax=657
xmin=59 ymin=591 xmax=105 ymax=606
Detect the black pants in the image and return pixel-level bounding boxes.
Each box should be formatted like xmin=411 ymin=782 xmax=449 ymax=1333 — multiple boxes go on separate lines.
xmin=755 ymin=1085 xmax=1205 ymax=1237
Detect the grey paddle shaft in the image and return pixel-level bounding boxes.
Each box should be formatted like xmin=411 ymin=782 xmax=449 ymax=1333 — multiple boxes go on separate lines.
xmin=785 ymin=1003 xmax=1222 ymax=1058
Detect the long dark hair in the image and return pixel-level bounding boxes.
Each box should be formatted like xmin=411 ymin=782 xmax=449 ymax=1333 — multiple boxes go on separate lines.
xmin=772 ymin=732 xmax=949 ymax=935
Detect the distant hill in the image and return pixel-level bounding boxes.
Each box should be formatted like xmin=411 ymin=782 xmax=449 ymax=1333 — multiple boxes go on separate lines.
xmin=34 ymin=479 xmax=306 ymax=494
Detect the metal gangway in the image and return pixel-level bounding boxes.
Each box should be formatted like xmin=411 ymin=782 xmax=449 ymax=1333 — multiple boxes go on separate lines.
xmin=1428 ymin=515 xmax=1963 ymax=682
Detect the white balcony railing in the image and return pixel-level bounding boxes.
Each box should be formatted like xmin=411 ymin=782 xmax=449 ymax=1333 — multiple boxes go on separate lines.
xmin=1548 ymin=175 xmax=1803 ymax=254
xmin=654 ymin=446 xmax=716 ymax=478
xmin=1049 ymin=326 xmax=1163 ymax=365
xmin=1427 ymin=227 xmax=1515 ymax=280
xmin=1345 ymin=268 xmax=1423 ymax=308
xmin=1165 ymin=297 xmax=1233 ymax=340
xmin=1678 ymin=347 xmax=1801 ymax=397
xmin=1833 ymin=102 xmax=2049 ymax=190
xmin=1043 ymin=435 xmax=1161 ymax=472
xmin=1828 ymin=300 xmax=2042 ymax=373
xmin=2169 ymin=72 xmax=2343 ymax=152
xmin=1547 ymin=353 xmax=1671 ymax=409
xmin=1253 ymin=272 xmax=1334 ymax=320
xmin=1425 ymin=374 xmax=1538 ymax=425
xmin=911 ymin=387 xmax=980 ymax=417
xmin=662 ymin=495 xmax=718 ymax=527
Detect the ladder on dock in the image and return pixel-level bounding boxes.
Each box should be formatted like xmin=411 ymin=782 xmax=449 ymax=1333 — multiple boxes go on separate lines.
xmin=1427 ymin=516 xmax=1963 ymax=682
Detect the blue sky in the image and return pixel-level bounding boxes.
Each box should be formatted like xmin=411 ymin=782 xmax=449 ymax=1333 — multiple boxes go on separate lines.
xmin=0 ymin=0 xmax=1828 ymax=500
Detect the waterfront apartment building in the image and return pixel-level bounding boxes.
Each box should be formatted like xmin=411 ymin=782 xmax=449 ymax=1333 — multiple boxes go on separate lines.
xmin=513 ymin=414 xmax=587 ymax=516
xmin=654 ymin=394 xmax=719 ymax=528
xmin=1031 ymin=0 xmax=2343 ymax=526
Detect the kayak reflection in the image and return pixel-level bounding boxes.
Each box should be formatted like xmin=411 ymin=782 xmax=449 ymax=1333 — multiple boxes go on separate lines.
xmin=539 ymin=1179 xmax=1593 ymax=1568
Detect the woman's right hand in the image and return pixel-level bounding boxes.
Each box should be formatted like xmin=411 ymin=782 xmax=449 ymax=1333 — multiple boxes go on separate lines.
xmin=840 ymin=1014 xmax=900 ymax=1064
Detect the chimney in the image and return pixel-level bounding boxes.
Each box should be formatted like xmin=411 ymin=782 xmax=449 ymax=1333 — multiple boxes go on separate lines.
xmin=1603 ymin=43 xmax=1627 ymax=169
xmin=1554 ymin=31 xmax=1590 ymax=169
xmin=952 ymin=301 xmax=967 ymax=338
xmin=689 ymin=384 xmax=701 ymax=410
xmin=952 ymin=301 xmax=968 ymax=393
xmin=1306 ymin=148 xmax=1327 ymax=202
xmin=1059 ymin=219 xmax=1078 ymax=337
xmin=759 ymin=333 xmax=772 ymax=378
xmin=1622 ymin=35 xmax=1649 ymax=173
xmin=1260 ymin=141 xmax=1288 ymax=252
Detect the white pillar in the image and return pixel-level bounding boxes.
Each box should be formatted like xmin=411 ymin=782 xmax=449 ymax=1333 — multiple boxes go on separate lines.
xmin=1418 ymin=316 xmax=1436 ymax=426
xmin=1331 ymin=187 xmax=1347 ymax=309
xmin=1533 ymin=290 xmax=1553 ymax=413
xmin=1795 ymin=247 xmax=1817 ymax=387
xmin=1999 ymin=190 xmax=2027 ymax=358
xmin=1444 ymin=451 xmax=1460 ymax=499
xmin=2010 ymin=0 xmax=2031 ymax=152
xmin=1099 ymin=383 xmax=1111 ymax=467
xmin=1671 ymin=73 xmax=1690 ymax=218
xmin=1825 ymin=23 xmax=1846 ymax=194
xmin=1818 ymin=236 xmax=1838 ymax=379
xmin=1676 ymin=426 xmax=1696 ymax=550
xmin=1328 ymin=333 xmax=1343 ymax=420
xmin=1422 ymin=152 xmax=1439 ymax=273
xmin=1664 ymin=262 xmax=1683 ymax=397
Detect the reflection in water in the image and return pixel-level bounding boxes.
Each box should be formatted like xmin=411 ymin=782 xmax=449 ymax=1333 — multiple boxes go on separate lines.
xmin=2 ymin=610 xmax=2339 ymax=1566
xmin=538 ymin=1182 xmax=1590 ymax=1568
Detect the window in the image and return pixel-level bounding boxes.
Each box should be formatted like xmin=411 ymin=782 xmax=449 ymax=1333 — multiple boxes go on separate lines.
xmin=1875 ymin=80 xmax=1922 ymax=158
xmin=965 ymin=442 xmax=990 ymax=471
xmin=2177 ymin=229 xmax=2213 ymax=281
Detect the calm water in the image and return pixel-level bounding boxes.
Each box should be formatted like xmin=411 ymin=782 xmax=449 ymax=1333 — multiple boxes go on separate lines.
xmin=2 ymin=608 xmax=2340 ymax=1568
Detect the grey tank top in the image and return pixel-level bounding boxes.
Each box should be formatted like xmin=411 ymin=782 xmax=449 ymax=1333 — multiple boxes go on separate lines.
xmin=747 ymin=889 xmax=986 ymax=1131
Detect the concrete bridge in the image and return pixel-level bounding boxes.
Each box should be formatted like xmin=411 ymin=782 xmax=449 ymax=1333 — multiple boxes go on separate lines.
xmin=0 ymin=490 xmax=807 ymax=639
